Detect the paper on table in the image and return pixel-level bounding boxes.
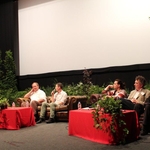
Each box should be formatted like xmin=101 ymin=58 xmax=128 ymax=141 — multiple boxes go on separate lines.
xmin=82 ymin=107 xmax=90 ymax=109
xmin=82 ymin=107 xmax=95 ymax=110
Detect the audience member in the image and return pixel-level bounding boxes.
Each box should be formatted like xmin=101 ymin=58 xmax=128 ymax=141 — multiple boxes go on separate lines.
xmin=36 ymin=82 xmax=67 ymax=124
xmin=24 ymin=82 xmax=46 ymax=119
xmin=120 ymin=75 xmax=150 ymax=135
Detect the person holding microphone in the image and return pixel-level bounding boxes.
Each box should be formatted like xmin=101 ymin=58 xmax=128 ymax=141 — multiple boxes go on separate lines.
xmin=36 ymin=82 xmax=67 ymax=124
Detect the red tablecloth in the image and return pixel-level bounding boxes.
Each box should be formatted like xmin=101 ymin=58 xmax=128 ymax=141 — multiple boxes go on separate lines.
xmin=0 ymin=107 xmax=35 ymax=130
xmin=69 ymin=109 xmax=140 ymax=145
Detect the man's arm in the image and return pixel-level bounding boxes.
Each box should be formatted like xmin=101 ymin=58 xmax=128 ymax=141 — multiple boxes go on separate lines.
xmin=51 ymin=89 xmax=56 ymax=102
xmin=38 ymin=99 xmax=45 ymax=103
xmin=59 ymin=93 xmax=67 ymax=105
xmin=102 ymin=85 xmax=114 ymax=94
xmin=127 ymin=90 xmax=139 ymax=103
xmin=127 ymin=90 xmax=134 ymax=100
xmin=24 ymin=89 xmax=34 ymax=98
xmin=38 ymin=90 xmax=47 ymax=103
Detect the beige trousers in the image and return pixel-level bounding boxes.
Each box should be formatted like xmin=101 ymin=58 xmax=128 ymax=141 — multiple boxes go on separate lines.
xmin=40 ymin=102 xmax=58 ymax=119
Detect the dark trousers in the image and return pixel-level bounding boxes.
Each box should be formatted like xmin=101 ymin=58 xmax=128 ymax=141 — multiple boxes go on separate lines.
xmin=143 ymin=104 xmax=150 ymax=126
xmin=120 ymin=98 xmax=150 ymax=132
xmin=30 ymin=100 xmax=41 ymax=115
xmin=143 ymin=97 xmax=150 ymax=131
xmin=120 ymin=98 xmax=144 ymax=118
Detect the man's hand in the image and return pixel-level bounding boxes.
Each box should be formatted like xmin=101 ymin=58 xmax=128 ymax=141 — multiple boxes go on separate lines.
xmin=51 ymin=89 xmax=56 ymax=96
xmin=131 ymin=99 xmax=137 ymax=103
xmin=104 ymin=85 xmax=114 ymax=91
xmin=30 ymin=88 xmax=34 ymax=93
xmin=24 ymin=88 xmax=34 ymax=98
xmin=38 ymin=99 xmax=45 ymax=103
xmin=59 ymin=102 xmax=64 ymax=105
xmin=51 ymin=95 xmax=55 ymax=102
xmin=29 ymin=88 xmax=34 ymax=95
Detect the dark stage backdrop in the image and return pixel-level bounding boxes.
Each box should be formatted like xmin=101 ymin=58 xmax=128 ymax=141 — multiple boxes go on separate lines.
xmin=17 ymin=63 xmax=150 ymax=91
xmin=0 ymin=0 xmax=19 ymax=75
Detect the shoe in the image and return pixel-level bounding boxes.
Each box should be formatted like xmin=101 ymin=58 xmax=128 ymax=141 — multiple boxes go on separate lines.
xmin=141 ymin=125 xmax=149 ymax=136
xmin=36 ymin=118 xmax=45 ymax=124
xmin=46 ymin=118 xmax=55 ymax=124
xmin=141 ymin=131 xmax=148 ymax=136
xmin=34 ymin=113 xmax=39 ymax=122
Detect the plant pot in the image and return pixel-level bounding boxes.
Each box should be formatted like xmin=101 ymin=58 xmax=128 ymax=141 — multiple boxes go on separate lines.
xmin=4 ymin=104 xmax=8 ymax=109
xmin=0 ymin=104 xmax=8 ymax=110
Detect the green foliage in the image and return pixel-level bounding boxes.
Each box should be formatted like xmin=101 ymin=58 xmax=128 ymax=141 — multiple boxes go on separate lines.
xmin=96 ymin=97 xmax=122 ymax=113
xmin=62 ymin=82 xmax=103 ymax=97
xmin=9 ymin=90 xmax=28 ymax=105
xmin=0 ymin=97 xmax=9 ymax=106
xmin=0 ymin=51 xmax=3 ymax=89
xmin=0 ymin=89 xmax=27 ymax=105
xmin=41 ymin=86 xmax=54 ymax=96
xmin=92 ymin=97 xmax=129 ymax=144
xmin=2 ymin=50 xmax=17 ymax=91
xmin=64 ymin=82 xmax=87 ymax=96
xmin=88 ymin=85 xmax=104 ymax=97
xmin=0 ymin=50 xmax=17 ymax=105
xmin=145 ymin=81 xmax=150 ymax=90
xmin=40 ymin=82 xmax=103 ymax=98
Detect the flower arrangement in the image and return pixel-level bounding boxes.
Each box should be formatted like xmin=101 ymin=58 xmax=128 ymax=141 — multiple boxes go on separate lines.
xmin=92 ymin=97 xmax=129 ymax=144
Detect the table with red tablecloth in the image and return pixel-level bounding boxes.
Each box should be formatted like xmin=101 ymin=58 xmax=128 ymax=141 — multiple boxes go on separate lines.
xmin=69 ymin=109 xmax=140 ymax=145
xmin=0 ymin=107 xmax=35 ymax=130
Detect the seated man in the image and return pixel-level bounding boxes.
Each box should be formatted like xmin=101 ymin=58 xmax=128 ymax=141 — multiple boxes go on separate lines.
xmin=36 ymin=82 xmax=67 ymax=124
xmin=24 ymin=82 xmax=47 ymax=119
xmin=120 ymin=75 xmax=150 ymax=135
xmin=102 ymin=79 xmax=127 ymax=99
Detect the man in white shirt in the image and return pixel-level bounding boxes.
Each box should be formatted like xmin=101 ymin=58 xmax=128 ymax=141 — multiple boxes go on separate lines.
xmin=24 ymin=82 xmax=46 ymax=119
xmin=36 ymin=82 xmax=67 ymax=124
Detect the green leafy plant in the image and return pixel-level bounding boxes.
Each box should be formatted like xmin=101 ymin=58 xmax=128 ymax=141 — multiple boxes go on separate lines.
xmin=0 ymin=50 xmax=18 ymax=105
xmin=0 ymin=97 xmax=9 ymax=109
xmin=3 ymin=50 xmax=17 ymax=91
xmin=92 ymin=97 xmax=129 ymax=144
xmin=145 ymin=81 xmax=150 ymax=90
xmin=41 ymin=86 xmax=53 ymax=96
xmin=0 ymin=51 xmax=4 ymax=91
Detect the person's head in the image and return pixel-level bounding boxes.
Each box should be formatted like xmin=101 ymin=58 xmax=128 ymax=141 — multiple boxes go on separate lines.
xmin=134 ymin=75 xmax=146 ymax=90
xmin=113 ymin=79 xmax=125 ymax=90
xmin=55 ymin=82 xmax=63 ymax=92
xmin=32 ymin=82 xmax=39 ymax=92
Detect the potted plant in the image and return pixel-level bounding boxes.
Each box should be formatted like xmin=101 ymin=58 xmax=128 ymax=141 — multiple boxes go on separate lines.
xmin=0 ymin=97 xmax=9 ymax=110
xmin=92 ymin=97 xmax=129 ymax=144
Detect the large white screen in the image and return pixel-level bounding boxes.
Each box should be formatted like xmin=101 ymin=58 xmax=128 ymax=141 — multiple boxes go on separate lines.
xmin=19 ymin=0 xmax=150 ymax=75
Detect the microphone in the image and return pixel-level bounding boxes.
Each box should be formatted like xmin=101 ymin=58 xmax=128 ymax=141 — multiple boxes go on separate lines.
xmin=51 ymin=89 xmax=56 ymax=95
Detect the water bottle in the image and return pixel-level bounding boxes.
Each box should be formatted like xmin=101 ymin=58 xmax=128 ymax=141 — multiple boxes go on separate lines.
xmin=78 ymin=101 xmax=82 ymax=109
xmin=12 ymin=102 xmax=15 ymax=107
xmin=97 ymin=104 xmax=100 ymax=110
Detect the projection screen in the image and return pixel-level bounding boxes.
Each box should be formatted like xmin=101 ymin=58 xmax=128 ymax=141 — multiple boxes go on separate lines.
xmin=19 ymin=0 xmax=150 ymax=76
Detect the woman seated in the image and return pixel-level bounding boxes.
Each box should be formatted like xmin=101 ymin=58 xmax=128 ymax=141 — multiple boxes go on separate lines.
xmin=102 ymin=79 xmax=127 ymax=100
